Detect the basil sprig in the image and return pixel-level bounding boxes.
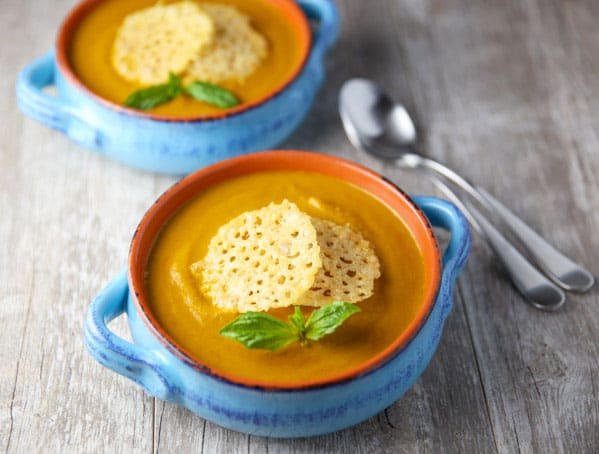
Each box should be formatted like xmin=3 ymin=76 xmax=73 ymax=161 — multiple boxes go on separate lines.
xmin=124 ymin=74 xmax=240 ymax=111
xmin=219 ymin=302 xmax=361 ymax=351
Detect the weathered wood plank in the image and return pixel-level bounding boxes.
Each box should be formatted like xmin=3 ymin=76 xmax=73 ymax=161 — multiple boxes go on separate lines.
xmin=395 ymin=0 xmax=599 ymax=453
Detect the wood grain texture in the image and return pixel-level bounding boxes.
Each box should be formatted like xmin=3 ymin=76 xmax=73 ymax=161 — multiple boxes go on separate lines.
xmin=1 ymin=0 xmax=598 ymax=452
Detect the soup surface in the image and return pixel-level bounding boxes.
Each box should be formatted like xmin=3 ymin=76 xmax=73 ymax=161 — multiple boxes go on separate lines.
xmin=145 ymin=171 xmax=427 ymax=384
xmin=68 ymin=0 xmax=306 ymax=117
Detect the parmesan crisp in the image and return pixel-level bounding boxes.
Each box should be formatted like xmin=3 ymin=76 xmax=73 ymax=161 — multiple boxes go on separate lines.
xmin=193 ymin=200 xmax=321 ymax=313
xmin=112 ymin=1 xmax=214 ymax=85
xmin=193 ymin=201 xmax=381 ymax=313
xmin=299 ymin=218 xmax=381 ymax=307
xmin=184 ymin=3 xmax=268 ymax=83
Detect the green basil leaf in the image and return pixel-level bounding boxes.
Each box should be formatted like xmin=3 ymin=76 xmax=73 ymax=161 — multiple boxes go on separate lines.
xmin=288 ymin=306 xmax=306 ymax=337
xmin=304 ymin=302 xmax=361 ymax=341
xmin=167 ymin=72 xmax=182 ymax=90
xmin=185 ymin=81 xmax=240 ymax=108
xmin=124 ymin=73 xmax=182 ymax=110
xmin=219 ymin=312 xmax=299 ymax=351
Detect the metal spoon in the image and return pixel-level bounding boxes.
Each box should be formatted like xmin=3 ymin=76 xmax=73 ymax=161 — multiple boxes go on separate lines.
xmin=339 ymin=79 xmax=594 ymax=303
xmin=339 ymin=78 xmax=594 ymax=292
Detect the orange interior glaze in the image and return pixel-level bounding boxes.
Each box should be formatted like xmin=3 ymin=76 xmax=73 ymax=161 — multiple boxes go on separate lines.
xmin=55 ymin=0 xmax=311 ymax=121
xmin=129 ymin=151 xmax=442 ymax=390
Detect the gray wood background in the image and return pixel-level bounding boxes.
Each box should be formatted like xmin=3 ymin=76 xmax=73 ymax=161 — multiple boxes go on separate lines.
xmin=2 ymin=0 xmax=598 ymax=452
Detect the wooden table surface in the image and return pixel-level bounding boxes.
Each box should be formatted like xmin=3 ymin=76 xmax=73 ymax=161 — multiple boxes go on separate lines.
xmin=2 ymin=0 xmax=598 ymax=452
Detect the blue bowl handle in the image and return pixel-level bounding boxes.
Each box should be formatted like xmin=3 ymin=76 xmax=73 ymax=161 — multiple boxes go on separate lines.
xmin=16 ymin=50 xmax=99 ymax=147
xmin=412 ymin=196 xmax=471 ymax=316
xmin=84 ymin=270 xmax=172 ymax=399
xmin=297 ymin=0 xmax=340 ymax=65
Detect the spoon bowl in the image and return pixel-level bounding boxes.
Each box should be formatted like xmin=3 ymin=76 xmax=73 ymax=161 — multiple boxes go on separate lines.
xmin=340 ymin=78 xmax=416 ymax=158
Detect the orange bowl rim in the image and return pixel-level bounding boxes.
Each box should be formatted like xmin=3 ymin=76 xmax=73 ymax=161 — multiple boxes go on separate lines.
xmin=128 ymin=150 xmax=442 ymax=390
xmin=55 ymin=0 xmax=312 ymax=123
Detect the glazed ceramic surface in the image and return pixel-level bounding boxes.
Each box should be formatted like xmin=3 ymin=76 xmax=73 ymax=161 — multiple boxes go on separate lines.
xmin=16 ymin=0 xmax=339 ymax=174
xmin=84 ymin=151 xmax=471 ymax=437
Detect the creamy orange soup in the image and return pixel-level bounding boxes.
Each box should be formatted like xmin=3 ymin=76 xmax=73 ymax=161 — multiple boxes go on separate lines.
xmin=145 ymin=171 xmax=427 ymax=384
xmin=68 ymin=0 xmax=306 ymax=117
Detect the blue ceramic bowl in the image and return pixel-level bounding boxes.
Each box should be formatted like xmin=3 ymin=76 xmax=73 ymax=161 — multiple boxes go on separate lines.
xmin=84 ymin=151 xmax=471 ymax=437
xmin=16 ymin=0 xmax=340 ymax=174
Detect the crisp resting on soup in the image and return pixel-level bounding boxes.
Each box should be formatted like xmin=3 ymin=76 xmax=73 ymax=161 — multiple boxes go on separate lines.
xmin=145 ymin=171 xmax=427 ymax=384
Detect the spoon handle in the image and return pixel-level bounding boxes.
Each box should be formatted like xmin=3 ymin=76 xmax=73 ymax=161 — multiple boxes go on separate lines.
xmin=422 ymin=169 xmax=566 ymax=310
xmin=410 ymin=154 xmax=595 ymax=292
xmin=465 ymin=203 xmax=566 ymax=311
xmin=477 ymin=189 xmax=595 ymax=292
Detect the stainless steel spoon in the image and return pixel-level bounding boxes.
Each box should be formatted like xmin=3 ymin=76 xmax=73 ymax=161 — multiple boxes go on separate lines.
xmin=339 ymin=78 xmax=594 ymax=304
